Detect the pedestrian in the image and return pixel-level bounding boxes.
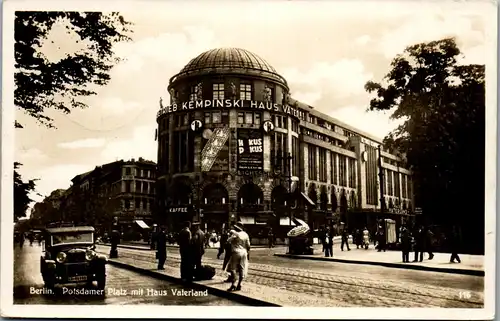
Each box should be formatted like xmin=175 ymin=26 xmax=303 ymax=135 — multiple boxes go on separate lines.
xmin=222 ymin=230 xmax=234 ymax=283
xmin=322 ymin=226 xmax=333 ymax=257
xmin=227 ymin=222 xmax=251 ymax=292
xmin=413 ymin=226 xmax=425 ymax=262
xmin=218 ymin=229 xmax=228 ymax=259
xmin=354 ymin=229 xmax=361 ymax=249
xmin=341 ymin=226 xmax=351 ymax=251
xmin=377 ymin=226 xmax=386 ymax=252
xmin=362 ymin=227 xmax=370 ymax=249
xmin=401 ymin=226 xmax=411 ymax=263
xmin=156 ymin=226 xmax=167 ymax=270
xmin=449 ymin=226 xmax=462 ymax=263
xmin=110 ymin=228 xmax=120 ymax=258
xmin=425 ymin=226 xmax=435 ymax=260
xmin=267 ymin=228 xmax=274 ymax=248
xmin=178 ymin=221 xmax=193 ymax=282
xmin=191 ymin=222 xmax=205 ymax=279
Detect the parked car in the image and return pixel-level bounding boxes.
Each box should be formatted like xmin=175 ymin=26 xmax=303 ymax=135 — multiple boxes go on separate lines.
xmin=40 ymin=226 xmax=106 ymax=290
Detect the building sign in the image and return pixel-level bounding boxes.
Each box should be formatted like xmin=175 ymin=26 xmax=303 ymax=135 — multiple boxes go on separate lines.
xmin=237 ymin=129 xmax=263 ymax=171
xmin=190 ymin=120 xmax=203 ymax=132
xmin=211 ymin=140 xmax=229 ymax=172
xmin=262 ymin=120 xmax=275 ymax=134
xmin=157 ymin=99 xmax=302 ymax=119
xmin=201 ymin=127 xmax=230 ymax=172
xmin=168 ymin=206 xmax=192 ymax=213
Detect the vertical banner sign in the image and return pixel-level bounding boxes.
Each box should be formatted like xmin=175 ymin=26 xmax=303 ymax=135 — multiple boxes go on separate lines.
xmin=237 ymin=129 xmax=264 ymax=171
xmin=201 ymin=127 xmax=230 ymax=172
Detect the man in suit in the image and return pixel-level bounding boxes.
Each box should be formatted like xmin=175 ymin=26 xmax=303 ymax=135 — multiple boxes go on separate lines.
xmin=340 ymin=226 xmax=351 ymax=251
xmin=156 ymin=226 xmax=167 ymax=270
xmin=178 ymin=221 xmax=193 ymax=282
xmin=191 ymin=222 xmax=205 ymax=279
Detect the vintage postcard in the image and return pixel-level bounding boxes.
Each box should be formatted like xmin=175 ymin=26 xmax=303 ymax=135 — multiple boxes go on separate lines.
xmin=1 ymin=0 xmax=496 ymax=319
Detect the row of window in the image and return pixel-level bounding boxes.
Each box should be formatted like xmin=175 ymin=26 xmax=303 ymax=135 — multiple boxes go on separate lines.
xmin=302 ymin=128 xmax=347 ymax=148
xmin=186 ymin=83 xmax=275 ymax=102
xmin=122 ymin=180 xmax=156 ymax=194
xmin=237 ymin=112 xmax=261 ymax=125
xmin=123 ymin=198 xmax=153 ymax=211
xmin=123 ymin=167 xmax=155 ymax=179
xmin=385 ymin=169 xmax=411 ymax=199
xmin=307 ymin=145 xmax=357 ymax=188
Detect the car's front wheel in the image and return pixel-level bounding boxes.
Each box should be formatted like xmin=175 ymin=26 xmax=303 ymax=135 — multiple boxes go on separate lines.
xmin=96 ymin=273 xmax=106 ymax=290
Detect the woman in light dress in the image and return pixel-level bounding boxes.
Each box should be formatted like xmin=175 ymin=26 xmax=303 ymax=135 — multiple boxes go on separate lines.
xmin=227 ymin=222 xmax=250 ymax=291
xmin=362 ymin=227 xmax=370 ymax=249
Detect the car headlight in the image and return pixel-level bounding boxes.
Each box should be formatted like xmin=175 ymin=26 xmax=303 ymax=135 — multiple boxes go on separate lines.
xmin=85 ymin=250 xmax=96 ymax=261
xmin=56 ymin=252 xmax=66 ymax=263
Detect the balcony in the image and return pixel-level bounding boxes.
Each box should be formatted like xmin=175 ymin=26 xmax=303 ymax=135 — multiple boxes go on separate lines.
xmin=238 ymin=204 xmax=265 ymax=213
xmin=202 ymin=204 xmax=229 ymax=213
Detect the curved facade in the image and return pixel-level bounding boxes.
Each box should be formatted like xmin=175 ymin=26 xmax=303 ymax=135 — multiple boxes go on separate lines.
xmin=156 ymin=48 xmax=414 ymax=241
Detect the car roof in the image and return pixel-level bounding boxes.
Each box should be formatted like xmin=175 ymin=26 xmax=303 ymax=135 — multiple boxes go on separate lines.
xmin=45 ymin=226 xmax=95 ymax=234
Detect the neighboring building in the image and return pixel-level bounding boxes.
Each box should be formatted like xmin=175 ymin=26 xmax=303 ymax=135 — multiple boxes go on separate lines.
xmin=60 ymin=158 xmax=156 ymax=235
xmin=156 ymin=48 xmax=414 ymax=241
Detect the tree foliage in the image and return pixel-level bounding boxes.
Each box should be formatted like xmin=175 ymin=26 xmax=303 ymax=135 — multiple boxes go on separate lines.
xmin=15 ymin=11 xmax=132 ymax=128
xmin=14 ymin=11 xmax=132 ymax=222
xmin=365 ymin=38 xmax=485 ymax=253
xmin=14 ymin=162 xmax=38 ymax=222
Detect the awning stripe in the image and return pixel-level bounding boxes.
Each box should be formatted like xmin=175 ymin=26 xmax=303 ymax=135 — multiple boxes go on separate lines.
xmin=301 ymin=192 xmax=315 ymax=206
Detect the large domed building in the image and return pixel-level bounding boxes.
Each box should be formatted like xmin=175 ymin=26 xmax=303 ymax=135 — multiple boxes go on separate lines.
xmin=156 ymin=48 xmax=414 ymax=243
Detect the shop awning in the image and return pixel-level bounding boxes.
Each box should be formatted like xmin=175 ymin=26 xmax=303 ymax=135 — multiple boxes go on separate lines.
xmin=135 ymin=220 xmax=150 ymax=229
xmin=300 ymin=192 xmax=315 ymax=206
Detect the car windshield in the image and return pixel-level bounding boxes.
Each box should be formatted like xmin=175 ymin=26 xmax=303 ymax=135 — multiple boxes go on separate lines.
xmin=51 ymin=232 xmax=93 ymax=245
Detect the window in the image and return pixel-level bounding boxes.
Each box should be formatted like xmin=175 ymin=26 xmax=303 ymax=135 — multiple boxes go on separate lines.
xmin=183 ymin=114 xmax=189 ymax=126
xmin=319 ymin=148 xmax=327 ymax=182
xmin=245 ymin=112 xmax=253 ymax=124
xmin=308 ymin=145 xmax=317 ymax=180
xmin=140 ymin=169 xmax=144 ymax=177
xmin=222 ymin=111 xmax=229 ymax=124
xmin=254 ymin=113 xmax=261 ymax=125
xmin=125 ymin=167 xmax=131 ymax=175
xmin=205 ymin=112 xmax=211 ymax=124
xmin=283 ymin=117 xmax=288 ymax=129
xmin=135 ymin=181 xmax=142 ymax=193
xmin=189 ymin=85 xmax=198 ymax=101
xmin=124 ymin=199 xmax=130 ymax=210
xmin=339 ymin=155 xmax=347 ymax=186
xmin=240 ymin=83 xmax=252 ymax=100
xmin=212 ymin=111 xmax=221 ymax=124
xmin=213 ymin=83 xmax=224 ymax=100
xmin=331 ymin=153 xmax=338 ymax=185
xmin=348 ymin=158 xmax=356 ymax=188
xmin=237 ymin=112 xmax=244 ymax=124
xmin=402 ymin=175 xmax=407 ymax=198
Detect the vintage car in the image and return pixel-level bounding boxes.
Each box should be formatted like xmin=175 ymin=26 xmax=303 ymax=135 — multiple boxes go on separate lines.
xmin=40 ymin=226 xmax=106 ymax=290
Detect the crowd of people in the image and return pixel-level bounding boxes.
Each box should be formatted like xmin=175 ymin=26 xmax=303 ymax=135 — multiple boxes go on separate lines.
xmin=319 ymin=224 xmax=463 ymax=264
xmin=154 ymin=221 xmax=251 ymax=292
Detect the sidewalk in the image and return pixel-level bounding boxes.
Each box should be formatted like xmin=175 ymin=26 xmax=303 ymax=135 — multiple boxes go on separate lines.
xmin=275 ymin=243 xmax=484 ymax=276
xmin=96 ymin=247 xmax=348 ymax=307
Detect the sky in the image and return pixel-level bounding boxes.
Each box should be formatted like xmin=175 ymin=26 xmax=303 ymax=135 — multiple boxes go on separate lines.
xmin=11 ymin=0 xmax=494 ymax=209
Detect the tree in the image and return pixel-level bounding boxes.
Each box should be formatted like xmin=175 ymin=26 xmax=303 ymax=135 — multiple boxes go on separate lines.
xmin=365 ymin=38 xmax=485 ymax=253
xmin=13 ymin=12 xmax=132 ymax=220
xmin=15 ymin=11 xmax=132 ymax=128
xmin=14 ymin=162 xmax=38 ymax=222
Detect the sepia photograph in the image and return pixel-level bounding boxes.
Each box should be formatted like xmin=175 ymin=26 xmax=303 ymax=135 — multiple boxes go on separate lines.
xmin=1 ymin=0 xmax=496 ymax=319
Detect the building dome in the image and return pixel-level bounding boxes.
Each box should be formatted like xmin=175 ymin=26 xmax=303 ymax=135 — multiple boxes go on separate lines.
xmin=169 ymin=48 xmax=288 ymax=89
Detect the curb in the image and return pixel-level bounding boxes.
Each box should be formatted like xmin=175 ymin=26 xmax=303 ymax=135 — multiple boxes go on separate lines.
xmin=274 ymin=254 xmax=484 ymax=277
xmin=106 ymin=259 xmax=280 ymax=307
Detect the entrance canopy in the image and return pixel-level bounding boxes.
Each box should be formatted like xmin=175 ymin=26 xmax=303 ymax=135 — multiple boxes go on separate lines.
xmin=135 ymin=220 xmax=150 ymax=229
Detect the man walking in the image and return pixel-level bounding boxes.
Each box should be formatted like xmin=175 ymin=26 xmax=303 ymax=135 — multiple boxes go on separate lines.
xmin=267 ymin=228 xmax=274 ymax=248
xmin=191 ymin=222 xmax=205 ymax=279
xmin=413 ymin=226 xmax=425 ymax=262
xmin=401 ymin=226 xmax=411 ymax=263
xmin=178 ymin=221 xmax=193 ymax=282
xmin=156 ymin=226 xmax=167 ymax=270
xmin=217 ymin=229 xmax=228 ymax=259
xmin=425 ymin=226 xmax=435 ymax=260
xmin=323 ymin=226 xmax=333 ymax=257
xmin=341 ymin=227 xmax=351 ymax=251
